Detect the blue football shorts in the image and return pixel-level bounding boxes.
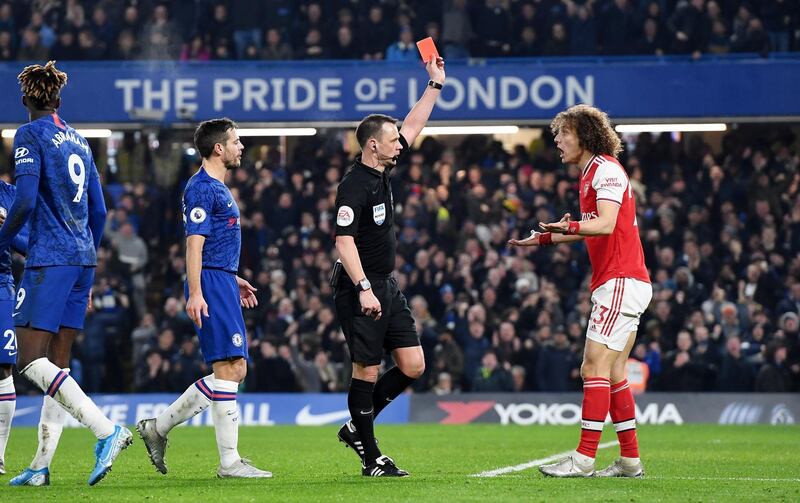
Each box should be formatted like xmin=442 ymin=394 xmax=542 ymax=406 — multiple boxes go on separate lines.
xmin=184 ymin=268 xmax=248 ymax=364
xmin=15 ymin=266 xmax=95 ymax=333
xmin=0 ymin=299 xmax=16 ymax=365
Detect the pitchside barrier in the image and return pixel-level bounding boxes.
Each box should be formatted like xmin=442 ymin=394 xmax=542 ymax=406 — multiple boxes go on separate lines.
xmin=11 ymin=393 xmax=798 ymax=427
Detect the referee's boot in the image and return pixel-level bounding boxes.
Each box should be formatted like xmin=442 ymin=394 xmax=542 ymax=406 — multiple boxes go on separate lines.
xmin=362 ymin=455 xmax=409 ymax=477
xmin=337 ymin=420 xmax=379 ymax=463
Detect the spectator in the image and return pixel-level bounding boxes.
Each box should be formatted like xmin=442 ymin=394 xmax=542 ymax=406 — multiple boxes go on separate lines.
xmin=252 ymin=340 xmax=296 ymax=391
xmin=599 ymin=0 xmax=637 ymax=55
xmin=136 ymin=349 xmax=171 ymax=392
xmin=472 ymin=351 xmax=513 ymax=392
xmin=231 ymin=0 xmax=264 ymax=59
xmin=261 ymin=28 xmax=292 ymax=60
xmin=0 ymin=29 xmax=13 ymax=60
xmin=432 ymin=371 xmax=454 ymax=395
xmin=386 ymin=25 xmax=418 ymax=62
xmin=569 ymin=4 xmax=598 ymax=55
xmin=474 ymin=0 xmax=511 ymax=57
xmin=51 ymin=29 xmax=81 ymax=60
xmin=28 ymin=11 xmax=56 ymax=49
xmin=716 ymin=336 xmax=756 ymax=391
xmin=636 ymin=17 xmax=667 ymax=55
xmin=536 ymin=332 xmax=577 ymax=391
xmin=180 ymin=35 xmax=211 ymax=61
xmin=113 ymin=28 xmax=139 ymax=60
xmin=140 ymin=4 xmax=180 ymax=60
xmin=77 ymin=28 xmax=105 ymax=60
xmin=298 ymin=28 xmax=326 ymax=59
xmin=329 ymin=25 xmax=359 ymax=59
xmin=667 ymin=0 xmax=710 ymax=57
xmin=755 ymin=342 xmax=793 ymax=392
xmin=17 ymin=27 xmax=49 ymax=61
xmin=542 ymin=22 xmax=570 ymax=57
xmin=441 ymin=0 xmax=472 ymax=59
xmin=361 ymin=5 xmax=393 ymax=60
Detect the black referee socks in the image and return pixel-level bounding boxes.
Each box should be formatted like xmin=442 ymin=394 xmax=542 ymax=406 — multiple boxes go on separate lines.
xmin=372 ymin=367 xmax=415 ymax=418
xmin=348 ymin=378 xmax=381 ymax=464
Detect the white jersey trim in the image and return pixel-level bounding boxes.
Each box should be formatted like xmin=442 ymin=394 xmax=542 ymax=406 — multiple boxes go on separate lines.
xmin=591 ymin=158 xmax=627 ymax=204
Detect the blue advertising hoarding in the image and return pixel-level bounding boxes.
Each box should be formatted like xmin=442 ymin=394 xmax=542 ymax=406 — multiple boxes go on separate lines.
xmin=0 ymin=56 xmax=797 ymax=125
xmin=13 ymin=393 xmax=409 ymax=427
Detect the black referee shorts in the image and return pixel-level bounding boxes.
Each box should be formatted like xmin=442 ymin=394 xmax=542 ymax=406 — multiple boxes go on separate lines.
xmin=334 ymin=276 xmax=420 ymax=366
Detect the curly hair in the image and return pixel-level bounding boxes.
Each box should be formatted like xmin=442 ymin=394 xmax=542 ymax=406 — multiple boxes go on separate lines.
xmin=17 ymin=60 xmax=68 ymax=110
xmin=550 ymin=104 xmax=622 ymax=157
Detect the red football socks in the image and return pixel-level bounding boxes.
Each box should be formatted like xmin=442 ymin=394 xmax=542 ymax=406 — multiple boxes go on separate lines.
xmin=610 ymin=379 xmax=639 ymax=458
xmin=576 ymin=377 xmax=610 ymax=458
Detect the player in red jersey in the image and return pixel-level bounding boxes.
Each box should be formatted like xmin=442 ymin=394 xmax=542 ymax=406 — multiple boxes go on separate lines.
xmin=509 ymin=104 xmax=652 ymax=478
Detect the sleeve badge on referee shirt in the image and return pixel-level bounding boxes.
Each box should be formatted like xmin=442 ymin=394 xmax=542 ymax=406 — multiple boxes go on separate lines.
xmin=337 ymin=206 xmax=354 ymax=226
xmin=373 ymin=203 xmax=386 ymax=225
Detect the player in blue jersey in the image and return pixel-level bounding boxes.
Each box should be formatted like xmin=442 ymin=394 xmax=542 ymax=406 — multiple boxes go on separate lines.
xmin=0 ymin=61 xmax=132 ymax=487
xmin=137 ymin=118 xmax=271 ymax=479
xmin=0 ymin=185 xmax=29 ymax=476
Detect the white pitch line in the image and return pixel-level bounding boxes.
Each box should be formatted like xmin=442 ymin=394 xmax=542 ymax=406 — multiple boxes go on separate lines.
xmin=652 ymin=477 xmax=800 ymax=483
xmin=471 ymin=440 xmax=619 ymax=478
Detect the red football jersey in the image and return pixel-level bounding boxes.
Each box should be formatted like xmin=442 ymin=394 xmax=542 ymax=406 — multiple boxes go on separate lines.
xmin=579 ymin=154 xmax=651 ymax=292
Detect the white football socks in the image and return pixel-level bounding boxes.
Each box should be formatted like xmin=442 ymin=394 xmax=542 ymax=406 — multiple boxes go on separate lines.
xmin=0 ymin=375 xmax=15 ymax=462
xmin=211 ymin=378 xmax=241 ymax=468
xmin=21 ymin=358 xmax=114 ymax=439
xmin=155 ymin=374 xmax=214 ymax=437
xmin=30 ymin=393 xmax=67 ymax=470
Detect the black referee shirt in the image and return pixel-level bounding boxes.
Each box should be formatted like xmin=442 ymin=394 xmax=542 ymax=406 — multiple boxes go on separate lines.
xmin=334 ymin=134 xmax=410 ymax=276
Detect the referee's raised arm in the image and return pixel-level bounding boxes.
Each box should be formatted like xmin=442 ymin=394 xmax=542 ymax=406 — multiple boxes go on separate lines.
xmin=399 ymin=57 xmax=446 ymax=145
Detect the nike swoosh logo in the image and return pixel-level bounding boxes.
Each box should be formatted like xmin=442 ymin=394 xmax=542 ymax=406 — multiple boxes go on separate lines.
xmin=7 ymin=351 xmax=16 ymax=356
xmin=359 ymin=409 xmax=374 ymax=415
xmin=228 ymin=201 xmax=233 ymax=207
xmin=295 ymin=405 xmax=351 ymax=426
xmin=11 ymin=312 xmax=19 ymax=317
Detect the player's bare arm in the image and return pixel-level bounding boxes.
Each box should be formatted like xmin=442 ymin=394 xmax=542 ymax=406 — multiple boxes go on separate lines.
xmin=540 ymin=201 xmax=621 ymax=236
xmin=335 ymin=235 xmax=381 ymax=320
xmin=235 ymin=275 xmax=258 ymax=309
xmin=185 ymin=234 xmax=209 ymax=328
xmin=398 ymin=57 xmax=445 ymax=145
xmin=509 ymin=213 xmax=584 ymax=247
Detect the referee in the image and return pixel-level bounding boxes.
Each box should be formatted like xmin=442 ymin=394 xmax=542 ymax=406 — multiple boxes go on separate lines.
xmin=333 ymin=57 xmax=445 ymax=477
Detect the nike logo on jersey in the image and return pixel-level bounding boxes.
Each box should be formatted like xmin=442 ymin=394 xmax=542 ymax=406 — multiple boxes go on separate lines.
xmin=228 ymin=201 xmax=234 ymax=207
xmin=295 ymin=405 xmax=351 ymax=426
xmin=6 ymin=351 xmax=16 ymax=356
xmin=359 ymin=409 xmax=374 ymax=415
xmin=11 ymin=312 xmax=19 ymax=317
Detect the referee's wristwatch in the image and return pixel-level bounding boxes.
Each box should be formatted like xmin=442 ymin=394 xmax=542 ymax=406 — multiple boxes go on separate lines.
xmin=356 ymin=278 xmax=372 ymax=292
xmin=427 ymin=80 xmax=443 ymax=90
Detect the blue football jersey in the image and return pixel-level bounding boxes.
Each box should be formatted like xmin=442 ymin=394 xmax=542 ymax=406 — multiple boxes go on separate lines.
xmin=182 ymin=167 xmax=241 ymax=273
xmin=12 ymin=114 xmax=100 ymax=267
xmin=0 ymin=181 xmax=18 ymax=301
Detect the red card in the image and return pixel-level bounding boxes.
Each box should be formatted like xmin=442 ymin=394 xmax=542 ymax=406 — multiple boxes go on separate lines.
xmin=416 ymin=37 xmax=440 ymax=63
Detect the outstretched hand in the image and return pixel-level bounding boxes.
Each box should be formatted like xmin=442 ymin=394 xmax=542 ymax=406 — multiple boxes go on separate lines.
xmin=508 ymin=230 xmax=543 ymax=247
xmin=539 ymin=212 xmax=572 ymax=234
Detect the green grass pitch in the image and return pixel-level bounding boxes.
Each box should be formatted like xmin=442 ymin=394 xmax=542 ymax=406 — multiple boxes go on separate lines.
xmin=2 ymin=424 xmax=799 ymax=501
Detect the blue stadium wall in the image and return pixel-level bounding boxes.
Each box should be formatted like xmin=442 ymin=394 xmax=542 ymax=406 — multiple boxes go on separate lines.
xmin=0 ymin=55 xmax=798 ymax=124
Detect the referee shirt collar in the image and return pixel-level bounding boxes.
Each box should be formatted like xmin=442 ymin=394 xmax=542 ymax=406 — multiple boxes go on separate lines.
xmin=354 ymin=156 xmax=388 ymax=178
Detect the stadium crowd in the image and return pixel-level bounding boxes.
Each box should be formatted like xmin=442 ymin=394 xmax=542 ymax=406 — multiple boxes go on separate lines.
xmin=0 ymin=0 xmax=798 ymax=63
xmin=0 ymin=0 xmax=798 ymax=396
xmin=3 ymin=120 xmax=796 ymax=396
